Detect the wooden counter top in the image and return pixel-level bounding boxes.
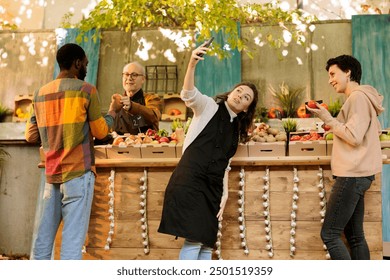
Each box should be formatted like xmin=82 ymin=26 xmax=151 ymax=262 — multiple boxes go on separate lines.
xmin=93 ymin=155 xmax=390 ymax=167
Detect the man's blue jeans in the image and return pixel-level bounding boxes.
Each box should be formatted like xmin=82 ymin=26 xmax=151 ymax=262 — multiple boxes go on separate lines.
xmin=179 ymin=239 xmax=213 ymax=260
xmin=32 ymin=171 xmax=95 ymax=260
xmin=321 ymin=176 xmax=374 ymax=260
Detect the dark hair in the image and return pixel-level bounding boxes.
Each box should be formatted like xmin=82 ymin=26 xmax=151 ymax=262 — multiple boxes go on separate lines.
xmin=56 ymin=43 xmax=86 ymax=70
xmin=326 ymin=55 xmax=362 ymax=84
xmin=215 ymin=82 xmax=259 ymax=143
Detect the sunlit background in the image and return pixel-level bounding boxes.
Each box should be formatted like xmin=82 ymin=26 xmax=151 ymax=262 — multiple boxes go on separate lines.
xmin=0 ymin=0 xmax=388 ymax=30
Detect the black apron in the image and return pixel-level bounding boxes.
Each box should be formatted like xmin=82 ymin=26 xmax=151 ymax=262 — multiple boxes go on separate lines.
xmin=158 ymin=102 xmax=238 ymax=247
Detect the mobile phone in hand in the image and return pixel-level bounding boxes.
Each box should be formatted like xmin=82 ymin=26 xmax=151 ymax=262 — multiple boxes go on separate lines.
xmin=197 ymin=37 xmax=214 ymax=58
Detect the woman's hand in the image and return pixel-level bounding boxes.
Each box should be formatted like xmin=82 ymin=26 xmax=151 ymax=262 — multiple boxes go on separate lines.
xmin=188 ymin=44 xmax=211 ymax=67
xmin=216 ymin=192 xmax=228 ymax=221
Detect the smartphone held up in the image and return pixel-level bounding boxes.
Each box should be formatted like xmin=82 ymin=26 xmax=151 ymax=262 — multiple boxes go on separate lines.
xmin=196 ymin=37 xmax=214 ymax=59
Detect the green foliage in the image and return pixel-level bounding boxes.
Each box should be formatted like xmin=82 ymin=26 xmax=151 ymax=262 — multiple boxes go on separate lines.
xmin=328 ymin=98 xmax=343 ymax=117
xmin=0 ymin=20 xmax=18 ymax=30
xmin=63 ymin=0 xmax=317 ymax=58
xmin=269 ymin=82 xmax=305 ymax=118
xmin=254 ymin=106 xmax=269 ymax=123
xmin=282 ymin=118 xmax=298 ymax=133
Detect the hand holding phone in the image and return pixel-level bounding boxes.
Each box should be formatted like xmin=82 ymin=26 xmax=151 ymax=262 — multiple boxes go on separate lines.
xmin=196 ymin=37 xmax=214 ymax=58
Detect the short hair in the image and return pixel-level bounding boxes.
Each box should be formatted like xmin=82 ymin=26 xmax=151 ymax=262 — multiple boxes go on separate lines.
xmin=326 ymin=55 xmax=362 ymax=84
xmin=56 ymin=43 xmax=86 ymax=70
xmin=123 ymin=61 xmax=146 ymax=75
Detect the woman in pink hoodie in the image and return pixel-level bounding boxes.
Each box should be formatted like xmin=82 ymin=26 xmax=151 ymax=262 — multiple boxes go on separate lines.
xmin=307 ymin=55 xmax=384 ymax=259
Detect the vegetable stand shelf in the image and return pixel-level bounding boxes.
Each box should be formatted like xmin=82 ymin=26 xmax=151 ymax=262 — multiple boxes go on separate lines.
xmin=38 ymin=156 xmax=388 ymax=260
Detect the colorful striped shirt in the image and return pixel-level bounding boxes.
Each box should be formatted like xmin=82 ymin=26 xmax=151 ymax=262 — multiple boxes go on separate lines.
xmin=25 ymin=78 xmax=114 ymax=184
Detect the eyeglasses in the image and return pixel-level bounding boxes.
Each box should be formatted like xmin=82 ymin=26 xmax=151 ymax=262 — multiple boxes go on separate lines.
xmin=122 ymin=72 xmax=144 ymax=79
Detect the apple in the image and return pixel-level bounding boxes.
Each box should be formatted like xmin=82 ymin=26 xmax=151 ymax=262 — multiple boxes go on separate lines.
xmin=379 ymin=133 xmax=390 ymax=141
xmin=159 ymin=136 xmax=170 ymax=143
xmin=325 ymin=133 xmax=333 ymax=140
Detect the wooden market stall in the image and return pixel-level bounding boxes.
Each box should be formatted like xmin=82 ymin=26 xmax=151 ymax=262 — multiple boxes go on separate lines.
xmin=50 ymin=154 xmax=388 ymax=260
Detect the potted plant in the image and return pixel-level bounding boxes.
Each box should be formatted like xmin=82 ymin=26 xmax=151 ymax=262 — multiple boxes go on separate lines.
xmin=269 ymin=82 xmax=305 ymax=118
xmin=328 ymin=98 xmax=343 ymax=117
xmin=0 ymin=102 xmax=11 ymax=122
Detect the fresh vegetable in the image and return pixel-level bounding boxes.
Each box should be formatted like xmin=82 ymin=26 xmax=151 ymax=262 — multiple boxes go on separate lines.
xmin=171 ymin=118 xmax=183 ymax=132
xmin=282 ymin=118 xmax=298 ymax=133
xmin=157 ymin=129 xmax=169 ymax=137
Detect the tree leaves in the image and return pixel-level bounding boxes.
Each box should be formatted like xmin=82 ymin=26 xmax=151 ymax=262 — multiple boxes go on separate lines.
xmin=61 ymin=0 xmax=317 ymax=59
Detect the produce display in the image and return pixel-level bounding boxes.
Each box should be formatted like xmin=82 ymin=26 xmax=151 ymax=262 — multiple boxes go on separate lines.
xmin=112 ymin=128 xmax=178 ymax=147
xmin=380 ymin=130 xmax=390 ymax=142
xmin=289 ymin=131 xmax=324 ymax=141
xmin=250 ymin=122 xmax=287 ymax=142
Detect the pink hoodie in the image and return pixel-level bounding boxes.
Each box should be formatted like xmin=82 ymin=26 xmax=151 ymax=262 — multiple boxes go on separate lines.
xmin=326 ymin=85 xmax=384 ymax=176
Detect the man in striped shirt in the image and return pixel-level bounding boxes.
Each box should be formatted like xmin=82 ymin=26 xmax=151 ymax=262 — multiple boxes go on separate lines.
xmin=25 ymin=43 xmax=122 ymax=259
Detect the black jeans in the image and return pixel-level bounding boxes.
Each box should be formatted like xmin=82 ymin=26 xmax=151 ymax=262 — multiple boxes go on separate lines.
xmin=321 ymin=176 xmax=374 ymax=260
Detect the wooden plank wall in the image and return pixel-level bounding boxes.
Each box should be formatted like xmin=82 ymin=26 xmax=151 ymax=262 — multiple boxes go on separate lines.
xmin=54 ymin=165 xmax=382 ymax=260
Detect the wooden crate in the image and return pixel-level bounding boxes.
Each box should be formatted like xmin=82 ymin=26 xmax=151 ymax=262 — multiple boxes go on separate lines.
xmin=94 ymin=146 xmax=107 ymax=159
xmin=233 ymin=143 xmax=249 ymax=158
xmin=248 ymin=141 xmax=286 ymax=157
xmin=106 ymin=144 xmax=141 ymax=159
xmin=289 ymin=141 xmax=327 ymax=156
xmin=381 ymin=141 xmax=390 ymax=158
xmin=140 ymin=143 xmax=176 ymax=158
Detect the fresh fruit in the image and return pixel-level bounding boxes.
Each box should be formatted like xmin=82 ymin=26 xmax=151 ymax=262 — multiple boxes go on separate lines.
xmin=168 ymin=108 xmax=182 ymax=116
xmin=325 ymin=133 xmax=334 ymax=140
xmin=290 ymin=135 xmax=301 ymax=141
xmin=297 ymin=104 xmax=310 ymax=118
xmin=307 ymin=100 xmax=318 ymax=109
xmin=159 ymin=136 xmax=170 ymax=143
xmin=146 ymin=128 xmax=156 ymax=137
xmin=268 ymin=107 xmax=283 ymax=119
xmin=322 ymin=124 xmax=331 ymax=131
xmin=319 ymin=103 xmax=329 ymax=110
xmin=113 ymin=137 xmax=124 ymax=145
xmin=379 ymin=133 xmax=390 ymax=141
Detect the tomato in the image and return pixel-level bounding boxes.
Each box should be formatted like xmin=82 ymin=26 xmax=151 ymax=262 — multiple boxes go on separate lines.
xmin=322 ymin=124 xmax=331 ymax=131
xmin=307 ymin=100 xmax=317 ymax=109
xmin=290 ymin=135 xmax=301 ymax=141
xmin=301 ymin=134 xmax=311 ymax=141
